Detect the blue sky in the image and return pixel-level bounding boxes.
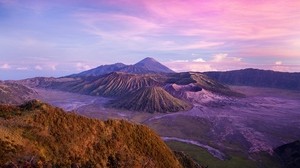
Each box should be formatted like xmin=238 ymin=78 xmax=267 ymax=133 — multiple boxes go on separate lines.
xmin=1 ymin=0 xmax=300 ymax=80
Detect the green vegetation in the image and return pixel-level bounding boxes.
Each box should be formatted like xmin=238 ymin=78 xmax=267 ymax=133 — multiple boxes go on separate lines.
xmin=0 ymin=100 xmax=183 ymax=167
xmin=167 ymin=141 xmax=280 ymax=168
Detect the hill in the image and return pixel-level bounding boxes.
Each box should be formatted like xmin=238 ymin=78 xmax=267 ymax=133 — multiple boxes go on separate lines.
xmin=133 ymin=57 xmax=174 ymax=73
xmin=108 ymin=86 xmax=191 ymax=113
xmin=64 ymin=72 xmax=166 ymax=97
xmin=274 ymin=140 xmax=300 ymax=168
xmin=204 ymin=68 xmax=300 ymax=90
xmin=0 ymin=81 xmax=36 ymax=104
xmin=166 ymin=72 xmax=243 ymax=97
xmin=67 ymin=63 xmax=127 ymax=77
xmin=0 ymin=100 xmax=187 ymax=167
xmin=68 ymin=57 xmax=174 ymax=77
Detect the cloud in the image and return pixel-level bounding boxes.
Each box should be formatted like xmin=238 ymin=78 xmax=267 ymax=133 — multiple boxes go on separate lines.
xmin=212 ymin=53 xmax=242 ymax=63
xmin=165 ymin=53 xmax=245 ymax=72
xmin=193 ymin=58 xmax=206 ymax=62
xmin=177 ymin=41 xmax=223 ymax=50
xmin=16 ymin=67 xmax=29 ymax=70
xmin=35 ymin=65 xmax=43 ymax=70
xmin=76 ymin=62 xmax=91 ymax=71
xmin=154 ymin=41 xmax=223 ymax=51
xmin=49 ymin=64 xmax=57 ymax=71
xmin=165 ymin=61 xmax=215 ymax=72
xmin=171 ymin=60 xmax=189 ymax=63
xmin=0 ymin=63 xmax=11 ymax=69
xmin=212 ymin=53 xmax=228 ymax=62
xmin=76 ymin=12 xmax=160 ymax=40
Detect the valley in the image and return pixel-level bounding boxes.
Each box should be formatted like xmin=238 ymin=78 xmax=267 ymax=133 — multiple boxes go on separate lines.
xmin=33 ymin=86 xmax=300 ymax=167
xmin=1 ymin=58 xmax=299 ymax=167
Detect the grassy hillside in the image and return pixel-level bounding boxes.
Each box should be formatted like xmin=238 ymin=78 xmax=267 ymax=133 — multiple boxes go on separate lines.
xmin=0 ymin=100 xmax=184 ymax=167
xmin=109 ymin=86 xmax=191 ymax=113
xmin=167 ymin=141 xmax=281 ymax=168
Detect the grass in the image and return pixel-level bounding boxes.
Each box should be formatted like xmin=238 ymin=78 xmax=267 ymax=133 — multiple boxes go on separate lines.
xmin=0 ymin=100 xmax=183 ymax=167
xmin=166 ymin=141 xmax=281 ymax=168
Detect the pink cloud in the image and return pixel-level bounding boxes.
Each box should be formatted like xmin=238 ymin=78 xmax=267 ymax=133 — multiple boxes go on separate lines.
xmin=0 ymin=63 xmax=11 ymax=69
xmin=76 ymin=62 xmax=91 ymax=71
xmin=141 ymin=0 xmax=300 ymax=56
xmin=76 ymin=12 xmax=160 ymax=39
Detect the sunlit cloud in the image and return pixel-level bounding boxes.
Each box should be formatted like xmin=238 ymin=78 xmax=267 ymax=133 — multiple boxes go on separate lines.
xmin=16 ymin=67 xmax=29 ymax=71
xmin=211 ymin=53 xmax=242 ymax=63
xmin=0 ymin=63 xmax=11 ymax=69
xmin=76 ymin=62 xmax=91 ymax=71
xmin=35 ymin=65 xmax=43 ymax=70
xmin=165 ymin=61 xmax=215 ymax=72
xmin=166 ymin=53 xmax=244 ymax=72
xmin=48 ymin=64 xmax=57 ymax=71
xmin=192 ymin=58 xmax=206 ymax=62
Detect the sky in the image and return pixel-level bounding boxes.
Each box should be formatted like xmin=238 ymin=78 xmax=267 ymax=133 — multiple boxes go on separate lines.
xmin=1 ymin=0 xmax=300 ymax=80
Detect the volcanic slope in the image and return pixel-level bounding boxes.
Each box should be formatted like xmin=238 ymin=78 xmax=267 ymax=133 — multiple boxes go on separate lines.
xmin=109 ymin=86 xmax=191 ymax=113
xmin=63 ymin=72 xmax=166 ymax=97
xmin=133 ymin=57 xmax=174 ymax=73
xmin=166 ymin=72 xmax=243 ymax=97
xmin=0 ymin=81 xmax=36 ymax=104
xmin=0 ymin=100 xmax=188 ymax=167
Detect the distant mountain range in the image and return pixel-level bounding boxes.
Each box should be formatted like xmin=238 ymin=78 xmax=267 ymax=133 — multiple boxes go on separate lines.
xmin=0 ymin=100 xmax=201 ymax=167
xmin=19 ymin=70 xmax=239 ymax=113
xmin=8 ymin=57 xmax=299 ymax=113
xmin=68 ymin=57 xmax=174 ymax=77
xmin=204 ymin=68 xmax=300 ymax=90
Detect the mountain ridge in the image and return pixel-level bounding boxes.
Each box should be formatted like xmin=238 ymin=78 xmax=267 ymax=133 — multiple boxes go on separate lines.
xmin=68 ymin=57 xmax=174 ymax=77
xmin=204 ymin=68 xmax=300 ymax=90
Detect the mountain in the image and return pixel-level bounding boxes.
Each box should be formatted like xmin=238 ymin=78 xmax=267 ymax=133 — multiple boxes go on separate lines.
xmin=67 ymin=57 xmax=174 ymax=77
xmin=274 ymin=140 xmax=300 ymax=168
xmin=0 ymin=100 xmax=187 ymax=167
xmin=108 ymin=86 xmax=191 ymax=113
xmin=18 ymin=71 xmax=241 ymax=112
xmin=119 ymin=65 xmax=157 ymax=74
xmin=166 ymin=72 xmax=243 ymax=97
xmin=0 ymin=81 xmax=36 ymax=104
xmin=133 ymin=57 xmax=174 ymax=73
xmin=67 ymin=63 xmax=127 ymax=77
xmin=204 ymin=68 xmax=300 ymax=90
xmin=60 ymin=72 xmax=166 ymax=97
